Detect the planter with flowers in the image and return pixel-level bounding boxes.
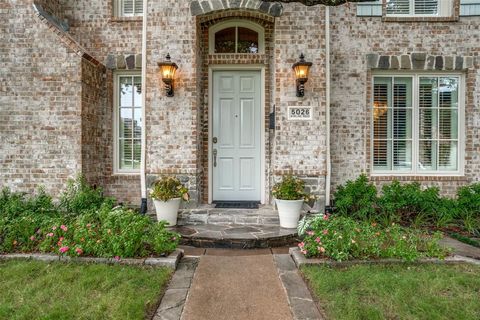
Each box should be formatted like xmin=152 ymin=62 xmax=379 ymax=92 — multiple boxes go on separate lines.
xmin=150 ymin=176 xmax=189 ymax=226
xmin=272 ymin=175 xmax=316 ymax=229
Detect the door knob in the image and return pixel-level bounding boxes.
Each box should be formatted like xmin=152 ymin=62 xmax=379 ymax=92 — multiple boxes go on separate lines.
xmin=213 ymin=137 xmax=218 ymax=144
xmin=213 ymin=148 xmax=218 ymax=167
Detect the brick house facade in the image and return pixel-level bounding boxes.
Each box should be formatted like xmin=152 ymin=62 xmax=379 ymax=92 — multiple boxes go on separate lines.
xmin=1 ymin=0 xmax=479 ymax=210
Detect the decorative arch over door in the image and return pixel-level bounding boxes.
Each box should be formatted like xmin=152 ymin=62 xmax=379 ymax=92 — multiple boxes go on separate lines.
xmin=208 ymin=20 xmax=265 ymax=54
xmin=190 ymin=0 xmax=284 ymax=17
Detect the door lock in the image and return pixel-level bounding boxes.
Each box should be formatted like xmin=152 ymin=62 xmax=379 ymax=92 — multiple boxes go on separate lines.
xmin=213 ymin=148 xmax=218 ymax=167
xmin=213 ymin=137 xmax=218 ymax=144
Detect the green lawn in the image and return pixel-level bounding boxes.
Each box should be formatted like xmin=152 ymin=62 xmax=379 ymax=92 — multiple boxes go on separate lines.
xmin=302 ymin=263 xmax=480 ymax=320
xmin=0 ymin=260 xmax=172 ymax=320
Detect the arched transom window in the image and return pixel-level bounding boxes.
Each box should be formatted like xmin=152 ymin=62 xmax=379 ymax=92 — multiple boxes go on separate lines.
xmin=209 ymin=20 xmax=265 ymax=54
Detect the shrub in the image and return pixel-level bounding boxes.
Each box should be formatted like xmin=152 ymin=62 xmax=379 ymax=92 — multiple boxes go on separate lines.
xmin=150 ymin=176 xmax=189 ymax=202
xmin=456 ymin=183 xmax=480 ymax=235
xmin=333 ymin=174 xmax=377 ymax=220
xmin=59 ymin=175 xmax=115 ymax=216
xmin=299 ymin=215 xmax=448 ymax=262
xmin=272 ymin=175 xmax=315 ymax=201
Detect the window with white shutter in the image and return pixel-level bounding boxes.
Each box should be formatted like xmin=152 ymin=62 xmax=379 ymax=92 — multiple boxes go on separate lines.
xmin=114 ymin=73 xmax=143 ymax=173
xmin=116 ymin=0 xmax=143 ymax=17
xmin=372 ymin=75 xmax=462 ymax=175
xmin=386 ymin=0 xmax=452 ymax=16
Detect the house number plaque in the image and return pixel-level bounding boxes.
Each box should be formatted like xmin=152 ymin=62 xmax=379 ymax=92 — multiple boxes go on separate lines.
xmin=288 ymin=106 xmax=312 ymax=120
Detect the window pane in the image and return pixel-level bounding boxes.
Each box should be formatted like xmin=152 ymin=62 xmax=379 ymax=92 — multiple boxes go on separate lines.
xmin=393 ymin=140 xmax=412 ymax=170
xmin=393 ymin=109 xmax=412 ymax=139
xmin=438 ymin=141 xmax=458 ymax=171
xmin=419 ymin=78 xmax=437 ymax=109
xmin=133 ymin=76 xmax=142 ymax=106
xmin=122 ymin=0 xmax=134 ymax=15
xmin=237 ymin=27 xmax=259 ymax=54
xmin=134 ymin=0 xmax=143 ymax=14
xmin=418 ymin=140 xmax=436 ymax=171
xmin=120 ymin=77 xmax=133 ymax=107
xmin=120 ymin=108 xmax=133 ymax=139
xmin=133 ymin=108 xmax=142 ymax=139
xmin=386 ymin=0 xmax=410 ymax=14
xmin=215 ymin=27 xmax=236 ymax=53
xmin=419 ymin=108 xmax=435 ymax=140
xmin=373 ymin=77 xmax=391 ymax=140
xmin=439 ymin=109 xmax=458 ymax=139
xmin=373 ymin=140 xmax=390 ymax=170
xmin=414 ymin=0 xmax=438 ymax=15
xmin=133 ymin=139 xmax=142 ymax=169
xmin=439 ymin=77 xmax=458 ymax=109
xmin=119 ymin=139 xmax=133 ymax=170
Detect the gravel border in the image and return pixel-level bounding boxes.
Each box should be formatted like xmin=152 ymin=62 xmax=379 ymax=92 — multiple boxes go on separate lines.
xmin=289 ymin=247 xmax=480 ymax=267
xmin=0 ymin=250 xmax=184 ymax=269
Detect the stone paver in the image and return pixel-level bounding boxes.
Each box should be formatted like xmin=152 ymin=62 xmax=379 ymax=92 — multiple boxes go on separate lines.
xmin=439 ymin=236 xmax=480 ymax=260
xmin=181 ymin=254 xmax=293 ymax=320
xmin=274 ymin=255 xmax=324 ymax=320
xmin=154 ymin=257 xmax=198 ymax=320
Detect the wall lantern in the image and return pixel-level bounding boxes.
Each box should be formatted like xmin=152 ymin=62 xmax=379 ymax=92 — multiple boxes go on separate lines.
xmin=292 ymin=53 xmax=312 ymax=97
xmin=157 ymin=53 xmax=178 ymax=97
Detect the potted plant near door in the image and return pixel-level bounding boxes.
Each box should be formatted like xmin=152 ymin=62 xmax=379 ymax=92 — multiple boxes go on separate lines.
xmin=272 ymin=175 xmax=315 ymax=228
xmin=150 ymin=176 xmax=190 ymax=226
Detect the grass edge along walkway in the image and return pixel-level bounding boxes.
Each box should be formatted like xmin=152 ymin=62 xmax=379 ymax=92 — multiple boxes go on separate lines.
xmin=301 ymin=263 xmax=480 ymax=320
xmin=0 ymin=259 xmax=172 ymax=320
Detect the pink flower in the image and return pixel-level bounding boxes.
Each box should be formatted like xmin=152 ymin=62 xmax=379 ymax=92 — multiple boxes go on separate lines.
xmin=318 ymin=246 xmax=326 ymax=253
xmin=59 ymin=237 xmax=64 ymax=241
xmin=47 ymin=233 xmax=54 ymax=237
xmin=52 ymin=226 xmax=57 ymax=231
xmin=114 ymin=256 xmax=121 ymax=261
xmin=86 ymin=223 xmax=92 ymax=228
xmin=300 ymin=249 xmax=307 ymax=255
xmin=172 ymin=237 xmax=177 ymax=241
xmin=323 ymin=229 xmax=328 ymax=235
xmin=30 ymin=236 xmax=35 ymax=241
xmin=75 ymin=248 xmax=83 ymax=255
xmin=307 ymin=231 xmax=315 ymax=236
xmin=59 ymin=246 xmax=69 ymax=254
xmin=60 ymin=225 xmax=68 ymax=232
xmin=323 ymin=214 xmax=330 ymax=221
xmin=315 ymin=237 xmax=321 ymax=243
xmin=298 ymin=242 xmax=305 ymax=248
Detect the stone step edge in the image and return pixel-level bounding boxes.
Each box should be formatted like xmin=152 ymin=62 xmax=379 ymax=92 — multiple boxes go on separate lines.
xmin=0 ymin=250 xmax=183 ymax=269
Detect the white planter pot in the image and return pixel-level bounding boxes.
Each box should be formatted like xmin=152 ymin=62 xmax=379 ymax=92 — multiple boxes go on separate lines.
xmin=276 ymin=199 xmax=304 ymax=229
xmin=153 ymin=198 xmax=181 ymax=226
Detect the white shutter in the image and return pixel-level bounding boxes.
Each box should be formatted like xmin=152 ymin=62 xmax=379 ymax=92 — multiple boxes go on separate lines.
xmin=122 ymin=0 xmax=134 ymax=16
xmin=386 ymin=0 xmax=411 ymax=15
xmin=414 ymin=0 xmax=438 ymax=15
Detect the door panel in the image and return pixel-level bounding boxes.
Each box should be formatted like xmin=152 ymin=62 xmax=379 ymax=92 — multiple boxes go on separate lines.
xmin=213 ymin=71 xmax=261 ymax=201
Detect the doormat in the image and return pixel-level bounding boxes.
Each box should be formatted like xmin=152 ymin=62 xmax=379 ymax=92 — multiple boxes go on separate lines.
xmin=214 ymin=201 xmax=260 ymax=209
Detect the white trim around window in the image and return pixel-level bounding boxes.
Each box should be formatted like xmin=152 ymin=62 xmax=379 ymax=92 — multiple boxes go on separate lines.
xmin=371 ymin=72 xmax=465 ymax=177
xmin=114 ymin=0 xmax=143 ymax=17
xmin=113 ymin=72 xmax=143 ymax=175
xmin=385 ymin=0 xmax=454 ymax=17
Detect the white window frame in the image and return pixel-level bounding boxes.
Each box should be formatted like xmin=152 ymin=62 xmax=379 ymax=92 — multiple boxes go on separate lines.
xmin=114 ymin=0 xmax=143 ymax=17
xmin=385 ymin=0 xmax=453 ymax=17
xmin=113 ymin=72 xmax=142 ymax=175
xmin=371 ymin=72 xmax=465 ymax=177
xmin=208 ymin=20 xmax=265 ymax=55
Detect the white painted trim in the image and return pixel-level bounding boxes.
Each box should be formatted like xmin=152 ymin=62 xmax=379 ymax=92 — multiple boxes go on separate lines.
xmin=113 ymin=71 xmax=142 ymax=175
xmin=208 ymin=65 xmax=266 ymax=204
xmin=385 ymin=0 xmax=453 ymax=17
xmin=208 ymin=20 xmax=265 ymax=55
xmin=325 ymin=6 xmax=331 ymax=207
xmin=140 ymin=0 xmax=147 ymax=200
xmin=370 ymin=72 xmax=465 ymax=177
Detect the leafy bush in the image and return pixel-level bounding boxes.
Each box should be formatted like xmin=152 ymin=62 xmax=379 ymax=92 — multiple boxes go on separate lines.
xmin=272 ymin=175 xmax=315 ymax=201
xmin=333 ymin=174 xmax=377 ymax=220
xmin=456 ymin=183 xmax=480 ymax=235
xmin=299 ymin=215 xmax=448 ymax=262
xmin=59 ymin=175 xmax=115 ymax=216
xmin=150 ymin=176 xmax=189 ymax=202
xmin=0 ymin=179 xmax=180 ymax=258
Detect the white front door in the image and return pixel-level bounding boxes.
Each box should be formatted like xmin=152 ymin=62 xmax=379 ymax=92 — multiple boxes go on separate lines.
xmin=212 ymin=70 xmax=262 ymax=201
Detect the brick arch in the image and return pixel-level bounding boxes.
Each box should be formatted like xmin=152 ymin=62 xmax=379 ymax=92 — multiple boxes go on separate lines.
xmin=190 ymin=0 xmax=283 ymax=17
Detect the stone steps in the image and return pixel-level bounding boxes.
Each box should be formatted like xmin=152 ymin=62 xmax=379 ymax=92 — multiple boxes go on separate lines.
xmin=177 ymin=206 xmax=280 ymax=226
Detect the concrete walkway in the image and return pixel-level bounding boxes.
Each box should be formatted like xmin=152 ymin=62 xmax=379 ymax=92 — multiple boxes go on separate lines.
xmin=439 ymin=236 xmax=480 ymax=259
xmin=181 ymin=253 xmax=293 ymax=320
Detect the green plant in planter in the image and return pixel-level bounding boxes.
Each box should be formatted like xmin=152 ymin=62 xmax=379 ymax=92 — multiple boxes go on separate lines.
xmin=272 ymin=175 xmax=315 ymax=201
xmin=150 ymin=177 xmax=189 ymax=202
